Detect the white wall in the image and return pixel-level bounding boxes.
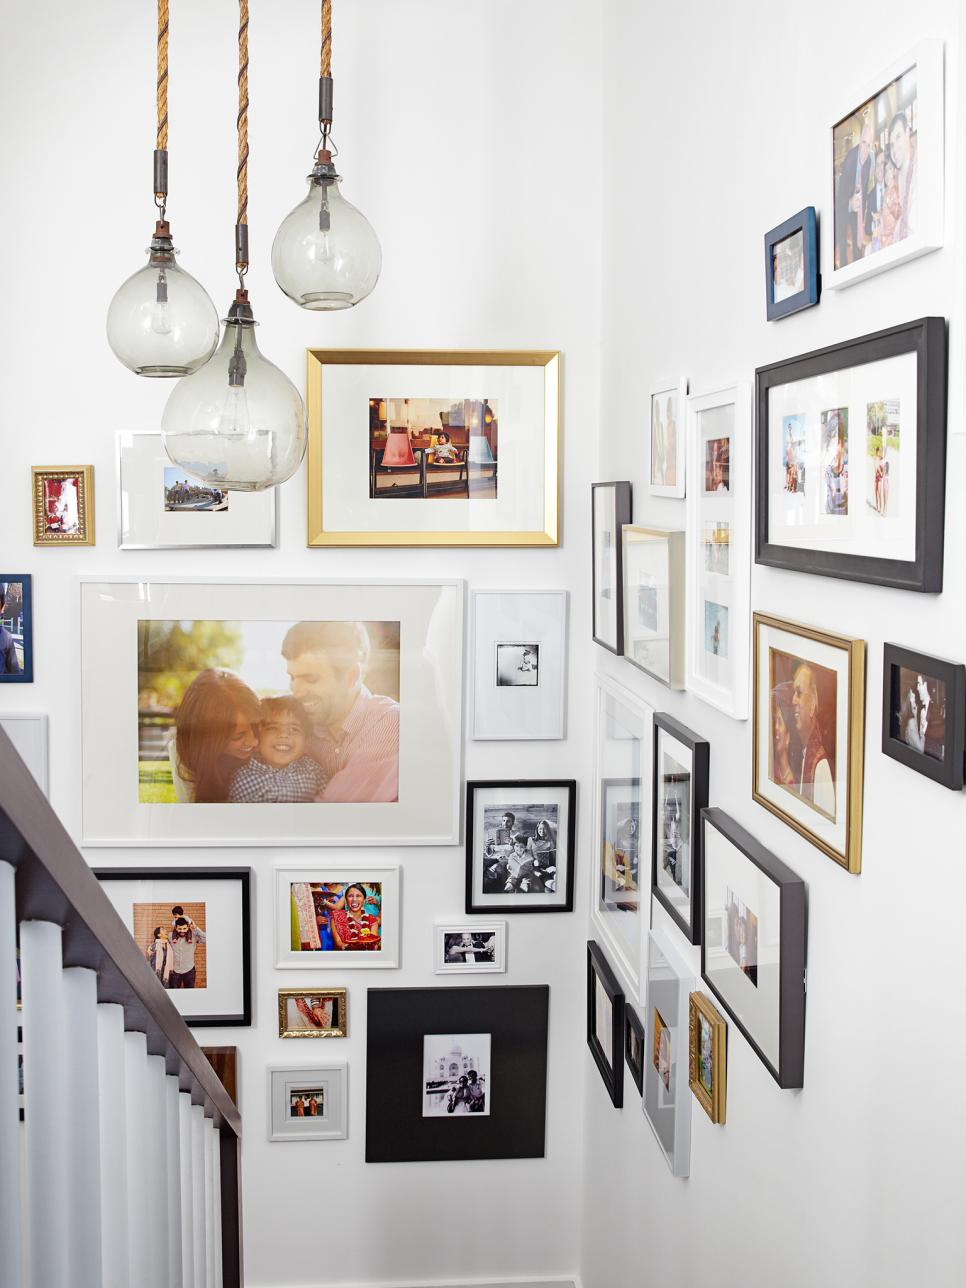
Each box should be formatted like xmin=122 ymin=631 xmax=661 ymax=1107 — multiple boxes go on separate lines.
xmin=0 ymin=2 xmax=600 ymax=1285
xmin=583 ymin=4 xmax=966 ymax=1288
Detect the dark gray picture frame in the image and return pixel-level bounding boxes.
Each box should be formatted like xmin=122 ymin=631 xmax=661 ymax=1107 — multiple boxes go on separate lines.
xmin=881 ymin=642 xmax=966 ymax=790
xmin=651 ymin=712 xmax=710 ymax=944
xmin=587 ymin=939 xmax=624 ymax=1108
xmin=624 ymin=1002 xmax=645 ymax=1096
xmin=592 ymin=481 xmax=632 ymax=653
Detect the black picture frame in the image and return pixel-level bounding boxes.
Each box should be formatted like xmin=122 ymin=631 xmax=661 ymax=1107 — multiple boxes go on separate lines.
xmin=755 ymin=316 xmax=947 ymax=591
xmin=700 ymin=809 xmax=806 ymax=1089
xmin=92 ymin=867 xmax=252 ymax=1027
xmin=592 ymin=481 xmax=632 ymax=653
xmin=587 ymin=940 xmax=624 ymax=1107
xmin=624 ymin=1002 xmax=645 ymax=1096
xmin=651 ymin=712 xmax=709 ymax=944
xmin=882 ymin=643 xmax=966 ymax=790
xmin=365 ymin=985 xmax=550 ymax=1163
xmin=764 ymin=206 xmax=820 ymax=321
xmin=0 ymin=574 xmax=33 ymax=684
xmin=465 ymin=779 xmax=577 ymax=914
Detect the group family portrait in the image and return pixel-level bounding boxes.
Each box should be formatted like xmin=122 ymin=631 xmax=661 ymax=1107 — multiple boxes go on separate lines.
xmin=422 ymin=1033 xmax=490 ymax=1117
xmin=369 ymin=396 xmax=499 ymax=500
xmin=136 ymin=617 xmax=400 ymax=806
xmin=137 ymin=900 xmax=207 ymax=990
xmin=163 ymin=468 xmax=228 ymax=513
xmin=768 ymin=647 xmax=838 ymax=820
xmin=290 ymin=880 xmax=383 ymax=953
xmin=481 ymin=803 xmax=558 ymax=895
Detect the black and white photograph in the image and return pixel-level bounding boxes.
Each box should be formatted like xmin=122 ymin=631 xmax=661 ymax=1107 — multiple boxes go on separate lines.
xmin=422 ymin=1033 xmax=491 ymax=1117
xmin=651 ymin=713 xmax=709 ymax=944
xmin=466 ymin=780 xmax=576 ymax=915
xmin=882 ymin=643 xmax=966 ymax=790
xmin=481 ymin=802 xmax=559 ymax=895
xmin=496 ymin=643 xmax=539 ymax=687
xmin=471 ymin=589 xmax=567 ymax=741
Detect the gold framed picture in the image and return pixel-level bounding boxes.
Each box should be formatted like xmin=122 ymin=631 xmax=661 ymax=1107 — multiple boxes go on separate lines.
xmin=752 ymin=612 xmax=865 ymax=873
xmin=306 ymin=348 xmax=560 ymax=547
xmin=32 ymin=465 xmax=95 ymax=546
xmin=688 ymin=990 xmax=726 ymax=1123
xmin=277 ymin=988 xmax=348 ymax=1038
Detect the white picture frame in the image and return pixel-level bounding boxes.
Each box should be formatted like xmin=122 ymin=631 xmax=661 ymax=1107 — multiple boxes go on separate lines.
xmin=826 ymin=39 xmax=944 ymax=292
xmin=268 ymin=1064 xmax=347 ymax=1141
xmin=648 ymin=377 xmax=688 ymax=498
xmin=642 ymin=926 xmax=694 ymax=1178
xmin=433 ymin=922 xmax=507 ymax=974
xmin=685 ymin=385 xmax=751 ymax=720
xmin=621 ymin=526 xmax=685 ymax=688
xmin=275 ymin=865 xmax=401 ymax=970
xmin=0 ymin=714 xmax=48 ymax=793
xmin=470 ymin=589 xmax=567 ymax=740
xmin=79 ymin=577 xmax=463 ymax=847
xmin=116 ymin=432 xmax=277 ymax=549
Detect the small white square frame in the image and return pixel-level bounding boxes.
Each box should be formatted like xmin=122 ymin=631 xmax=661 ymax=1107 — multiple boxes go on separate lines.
xmin=471 ymin=589 xmax=568 ymax=740
xmin=434 ymin=922 xmax=507 ymax=974
xmin=647 ymin=377 xmax=688 ymax=499
xmin=275 ymin=865 xmax=400 ymax=969
xmin=0 ymin=714 xmax=48 ymax=794
xmin=642 ymin=926 xmax=694 ymax=1178
xmin=268 ymin=1064 xmax=347 ymax=1141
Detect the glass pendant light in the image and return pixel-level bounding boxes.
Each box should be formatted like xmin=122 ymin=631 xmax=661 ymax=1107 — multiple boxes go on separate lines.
xmin=161 ymin=0 xmax=306 ymax=491
xmin=271 ymin=0 xmax=381 ymax=310
xmin=106 ymin=0 xmax=219 ymax=377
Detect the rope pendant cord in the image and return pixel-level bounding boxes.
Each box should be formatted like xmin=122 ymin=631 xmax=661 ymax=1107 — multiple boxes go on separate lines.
xmin=235 ymin=0 xmax=250 ymax=278
xmin=154 ymin=0 xmax=170 ymax=209
xmin=321 ymin=0 xmax=331 ymax=76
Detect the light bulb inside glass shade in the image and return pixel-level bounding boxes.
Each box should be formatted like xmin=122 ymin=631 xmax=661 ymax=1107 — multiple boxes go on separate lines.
xmin=161 ymin=296 xmax=306 ymax=491
xmin=272 ymin=155 xmax=381 ymax=310
xmin=106 ymin=223 xmax=220 ymax=376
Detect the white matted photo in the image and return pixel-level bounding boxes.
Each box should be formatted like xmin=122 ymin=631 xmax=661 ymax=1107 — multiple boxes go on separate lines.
xmin=648 ymin=378 xmax=688 ymax=498
xmin=275 ymin=865 xmax=400 ymax=969
xmin=471 ymin=589 xmax=567 ymax=740
xmin=422 ymin=1033 xmax=491 ymax=1116
xmin=434 ymin=923 xmax=507 ymax=974
xmin=268 ymin=1064 xmax=348 ymax=1141
xmin=117 ymin=432 xmax=277 ymax=549
xmin=0 ymin=714 xmax=48 ymax=793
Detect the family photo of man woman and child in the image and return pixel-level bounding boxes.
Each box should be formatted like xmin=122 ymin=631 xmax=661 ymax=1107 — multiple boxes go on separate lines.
xmin=480 ymin=804 xmax=559 ymax=895
xmin=140 ymin=902 xmax=207 ymax=990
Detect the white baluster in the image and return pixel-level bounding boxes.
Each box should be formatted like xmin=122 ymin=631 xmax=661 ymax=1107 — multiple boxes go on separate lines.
xmin=212 ymin=1129 xmax=223 ymax=1288
xmin=144 ymin=1054 xmax=170 ymax=1288
xmin=191 ymin=1103 xmax=207 ymax=1288
xmin=62 ymin=967 xmax=102 ymax=1288
xmin=96 ymin=1005 xmax=129 ymax=1288
xmin=123 ymin=1032 xmax=150 ymax=1285
xmin=179 ymin=1093 xmax=195 ymax=1288
xmin=20 ymin=919 xmax=69 ymax=1288
xmin=165 ymin=1075 xmax=184 ymax=1288
xmin=0 ymin=862 xmax=22 ymax=1288
xmin=204 ymin=1118 xmax=216 ymax=1288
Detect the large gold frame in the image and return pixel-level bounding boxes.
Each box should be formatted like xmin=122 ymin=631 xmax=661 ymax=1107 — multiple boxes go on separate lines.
xmin=688 ymin=991 xmax=727 ymax=1124
xmin=32 ymin=465 xmax=95 ymax=547
xmin=277 ymin=988 xmax=348 ymax=1039
xmin=306 ymin=348 xmax=560 ymax=547
xmin=752 ymin=611 xmax=865 ymax=874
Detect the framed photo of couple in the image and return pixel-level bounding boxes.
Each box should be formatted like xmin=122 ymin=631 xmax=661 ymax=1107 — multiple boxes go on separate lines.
xmin=79 ymin=578 xmax=463 ymax=847
xmin=881 ymin=643 xmax=966 ymax=791
xmin=268 ymin=1064 xmax=347 ymax=1141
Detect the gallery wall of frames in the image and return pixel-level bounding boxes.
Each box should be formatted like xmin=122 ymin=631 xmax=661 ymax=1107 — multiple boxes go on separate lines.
xmin=0 ymin=3 xmax=602 ymax=1286
xmin=583 ymin=8 xmax=966 ymax=1288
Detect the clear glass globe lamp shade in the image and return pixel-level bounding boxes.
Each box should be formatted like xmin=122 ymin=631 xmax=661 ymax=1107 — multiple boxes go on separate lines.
xmin=161 ymin=301 xmax=306 ymax=491
xmin=106 ymin=227 xmax=220 ymax=377
xmin=272 ymin=164 xmax=381 ymax=310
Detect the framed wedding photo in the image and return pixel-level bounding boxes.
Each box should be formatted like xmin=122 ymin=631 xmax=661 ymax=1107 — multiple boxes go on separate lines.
xmin=275 ymin=866 xmax=400 ymax=969
xmin=622 ymin=526 xmax=685 ymax=688
xmin=94 ymin=867 xmax=252 ymax=1027
xmin=277 ymin=988 xmax=347 ymax=1039
xmin=268 ymin=1064 xmax=347 ymax=1141
xmin=587 ymin=940 xmax=624 ymax=1109
xmin=753 ymin=613 xmax=865 ymax=872
xmin=686 ymin=386 xmax=751 ymax=719
xmin=648 ymin=378 xmax=687 ymax=498
xmin=624 ymin=1004 xmax=645 ymax=1096
xmin=828 ymin=40 xmax=944 ymax=291
xmin=764 ymin=207 xmax=819 ymax=321
xmin=0 ymin=576 xmax=33 ymax=683
xmin=701 ymin=808 xmax=806 ymax=1089
xmin=470 ymin=589 xmax=568 ymax=740
xmin=592 ymin=481 xmax=632 ymax=654
xmin=465 ymin=780 xmax=575 ymax=915
xmin=117 ymin=431 xmax=277 ymax=550
xmin=881 ymin=643 xmax=966 ymax=790
xmin=651 ymin=713 xmax=709 ymax=944
xmin=32 ymin=465 xmax=94 ymax=546
xmin=434 ymin=923 xmax=507 ymax=975
xmin=688 ymin=991 xmax=727 ymax=1124
xmin=643 ymin=928 xmax=695 ymax=1175
xmin=306 ymin=349 xmax=559 ymax=547
xmin=79 ymin=577 xmax=462 ymax=847
xmin=755 ymin=317 xmax=946 ymax=592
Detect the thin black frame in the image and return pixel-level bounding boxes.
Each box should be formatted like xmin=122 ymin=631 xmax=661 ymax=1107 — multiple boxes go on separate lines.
xmin=755 ymin=316 xmax=947 ymax=591
xmin=764 ymin=207 xmax=820 ymax=321
xmin=699 ymin=809 xmax=806 ymax=1089
xmin=0 ymin=574 xmax=33 ymax=684
xmin=92 ymin=867 xmax=253 ymax=1027
xmin=365 ymin=984 xmax=550 ymax=1162
xmin=465 ymin=779 xmax=577 ymax=914
xmin=624 ymin=1002 xmax=645 ymax=1096
xmin=881 ymin=642 xmax=966 ymax=790
xmin=592 ymin=481 xmax=632 ymax=653
xmin=651 ymin=713 xmax=709 ymax=944
xmin=587 ymin=940 xmax=624 ymax=1107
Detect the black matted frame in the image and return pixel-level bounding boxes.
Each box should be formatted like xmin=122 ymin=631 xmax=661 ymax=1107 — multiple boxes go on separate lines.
xmin=92 ymin=867 xmax=253 ymax=1027
xmin=699 ymin=808 xmax=806 ymax=1089
xmin=624 ymin=1002 xmax=645 ymax=1096
xmin=882 ymin=642 xmax=966 ymax=790
xmin=587 ymin=940 xmax=625 ymax=1107
xmin=592 ymin=481 xmax=632 ymax=653
xmin=365 ymin=984 xmax=550 ymax=1162
xmin=651 ymin=712 xmax=709 ymax=943
xmin=755 ymin=316 xmax=947 ymax=591
xmin=465 ymin=779 xmax=577 ymax=914
xmin=0 ymin=573 xmax=33 ymax=684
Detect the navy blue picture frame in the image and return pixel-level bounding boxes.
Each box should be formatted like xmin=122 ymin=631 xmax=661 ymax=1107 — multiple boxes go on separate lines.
xmin=764 ymin=207 xmax=820 ymax=321
xmin=1 ymin=575 xmax=33 ymax=683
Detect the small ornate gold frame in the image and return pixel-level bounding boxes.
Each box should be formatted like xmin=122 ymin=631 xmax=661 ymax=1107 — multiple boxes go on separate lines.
xmin=689 ymin=991 xmax=726 ymax=1123
xmin=32 ymin=465 xmax=95 ymax=546
xmin=277 ymin=988 xmax=347 ymax=1039
xmin=306 ymin=348 xmax=560 ymax=547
